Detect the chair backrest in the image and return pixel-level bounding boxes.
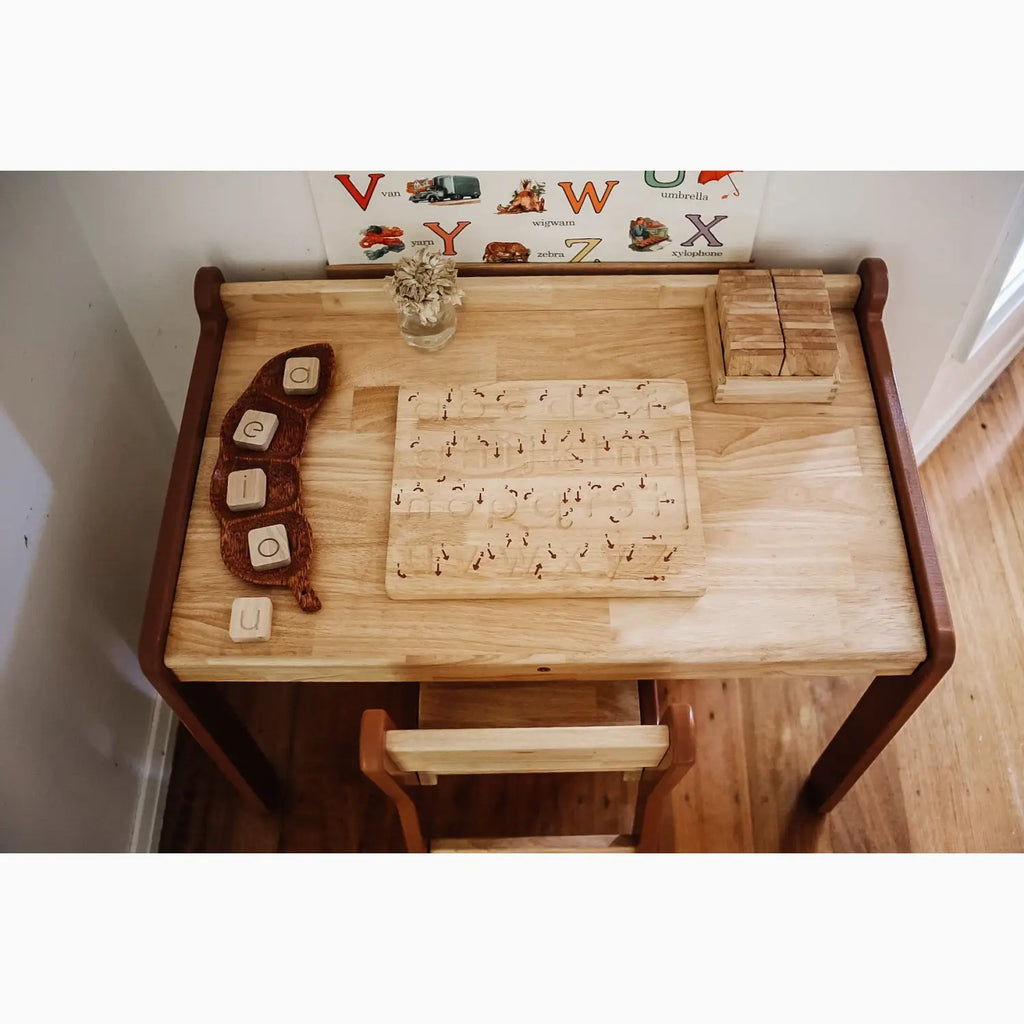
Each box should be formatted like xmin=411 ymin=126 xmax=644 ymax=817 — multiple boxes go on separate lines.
xmin=385 ymin=724 xmax=670 ymax=775
xmin=359 ymin=696 xmax=695 ymax=853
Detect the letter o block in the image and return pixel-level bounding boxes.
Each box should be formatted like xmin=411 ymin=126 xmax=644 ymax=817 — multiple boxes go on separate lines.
xmin=233 ymin=410 xmax=279 ymax=451
xmin=247 ymin=523 xmax=291 ymax=571
xmin=283 ymin=357 xmax=321 ymax=395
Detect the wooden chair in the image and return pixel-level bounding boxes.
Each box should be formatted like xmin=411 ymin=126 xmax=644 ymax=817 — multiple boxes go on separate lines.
xmin=359 ymin=680 xmax=695 ymax=852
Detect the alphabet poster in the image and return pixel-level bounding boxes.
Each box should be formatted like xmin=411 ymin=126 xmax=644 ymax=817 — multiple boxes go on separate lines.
xmin=308 ymin=171 xmax=766 ymax=265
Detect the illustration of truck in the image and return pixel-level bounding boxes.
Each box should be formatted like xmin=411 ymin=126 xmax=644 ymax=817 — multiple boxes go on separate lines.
xmin=408 ymin=175 xmax=481 ymax=203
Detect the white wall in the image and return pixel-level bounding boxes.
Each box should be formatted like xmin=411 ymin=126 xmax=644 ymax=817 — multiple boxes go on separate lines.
xmin=60 ymin=172 xmax=326 ymax=425
xmin=754 ymin=171 xmax=1024 ymax=431
xmin=61 ymin=171 xmax=1024 ymax=442
xmin=0 ymin=173 xmax=176 ymax=851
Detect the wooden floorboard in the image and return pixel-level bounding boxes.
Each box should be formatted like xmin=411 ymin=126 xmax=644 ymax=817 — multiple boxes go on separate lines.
xmin=159 ymin=350 xmax=1024 ymax=853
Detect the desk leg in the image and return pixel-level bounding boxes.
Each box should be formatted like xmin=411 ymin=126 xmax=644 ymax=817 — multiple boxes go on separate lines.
xmin=805 ymin=662 xmax=947 ymax=814
xmin=814 ymin=260 xmax=957 ymax=815
xmin=160 ymin=677 xmax=280 ymax=813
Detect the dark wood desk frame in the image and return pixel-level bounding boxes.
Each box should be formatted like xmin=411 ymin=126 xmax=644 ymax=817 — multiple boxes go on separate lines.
xmin=138 ymin=258 xmax=954 ymax=820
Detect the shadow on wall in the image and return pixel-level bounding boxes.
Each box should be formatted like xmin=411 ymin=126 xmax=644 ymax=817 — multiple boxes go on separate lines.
xmin=0 ymin=173 xmax=176 ymax=851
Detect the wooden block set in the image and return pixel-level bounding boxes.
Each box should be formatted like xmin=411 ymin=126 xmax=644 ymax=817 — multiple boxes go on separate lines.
xmin=708 ymin=269 xmax=840 ymax=403
xmin=218 ymin=355 xmax=325 ymax=642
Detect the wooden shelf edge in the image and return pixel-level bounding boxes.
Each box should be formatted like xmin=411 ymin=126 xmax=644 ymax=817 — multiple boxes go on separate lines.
xmin=326 ymin=260 xmax=754 ymax=279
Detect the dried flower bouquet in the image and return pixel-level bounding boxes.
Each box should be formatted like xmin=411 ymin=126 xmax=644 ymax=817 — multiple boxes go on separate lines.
xmin=385 ymin=247 xmax=464 ymax=326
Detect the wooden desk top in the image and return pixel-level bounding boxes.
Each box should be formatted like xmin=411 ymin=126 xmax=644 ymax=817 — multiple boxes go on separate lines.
xmin=161 ymin=273 xmax=926 ymax=682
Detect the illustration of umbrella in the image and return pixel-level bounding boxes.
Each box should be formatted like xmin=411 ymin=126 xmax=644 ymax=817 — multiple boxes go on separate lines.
xmin=698 ymin=170 xmax=742 ymax=198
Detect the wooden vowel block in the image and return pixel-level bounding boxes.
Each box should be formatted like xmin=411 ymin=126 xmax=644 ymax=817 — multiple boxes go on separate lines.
xmin=283 ymin=356 xmax=320 ymax=395
xmin=772 ymin=269 xmax=839 ymax=377
xmin=233 ymin=409 xmax=279 ymax=451
xmin=247 ymin=524 xmax=291 ymax=571
xmin=229 ymin=596 xmax=273 ymax=643
xmin=226 ymin=468 xmax=267 ymax=512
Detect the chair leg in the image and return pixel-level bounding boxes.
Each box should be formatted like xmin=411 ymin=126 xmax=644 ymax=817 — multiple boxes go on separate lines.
xmin=359 ymin=709 xmax=427 ymax=853
xmin=634 ymin=703 xmax=696 ymax=853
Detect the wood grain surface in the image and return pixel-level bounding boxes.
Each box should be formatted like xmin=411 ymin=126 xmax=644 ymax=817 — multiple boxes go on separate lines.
xmin=163 ymin=273 xmax=925 ymax=682
xmin=430 ymin=835 xmax=636 ymax=852
xmin=419 ymin=680 xmax=642 ymax=728
xmin=160 ymin=346 xmax=1024 ymax=851
xmin=384 ymin=724 xmax=670 ymax=774
xmin=386 ymin=379 xmax=705 ymax=598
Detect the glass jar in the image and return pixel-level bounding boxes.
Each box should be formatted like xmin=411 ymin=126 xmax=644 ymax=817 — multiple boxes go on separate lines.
xmin=398 ymin=300 xmax=458 ymax=352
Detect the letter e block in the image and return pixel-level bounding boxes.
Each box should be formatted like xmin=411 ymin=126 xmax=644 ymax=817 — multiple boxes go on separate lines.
xmin=247 ymin=523 xmax=291 ymax=571
xmin=226 ymin=468 xmax=267 ymax=511
xmin=233 ymin=410 xmax=279 ymax=451
xmin=229 ymin=596 xmax=273 ymax=643
xmin=283 ymin=357 xmax=321 ymax=395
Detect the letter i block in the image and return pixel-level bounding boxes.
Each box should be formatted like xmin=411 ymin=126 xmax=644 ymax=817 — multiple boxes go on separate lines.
xmin=229 ymin=596 xmax=273 ymax=642
xmin=226 ymin=468 xmax=267 ymax=511
xmin=233 ymin=410 xmax=279 ymax=451
xmin=283 ymin=356 xmax=321 ymax=395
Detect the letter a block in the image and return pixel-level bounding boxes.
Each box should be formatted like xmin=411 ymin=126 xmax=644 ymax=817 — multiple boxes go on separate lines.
xmin=283 ymin=356 xmax=321 ymax=395
xmin=233 ymin=410 xmax=279 ymax=451
xmin=229 ymin=596 xmax=273 ymax=643
xmin=247 ymin=523 xmax=291 ymax=571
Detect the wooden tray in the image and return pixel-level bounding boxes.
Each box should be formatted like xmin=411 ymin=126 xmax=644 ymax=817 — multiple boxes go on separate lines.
xmin=210 ymin=342 xmax=335 ymax=611
xmin=385 ymin=379 xmax=706 ymax=599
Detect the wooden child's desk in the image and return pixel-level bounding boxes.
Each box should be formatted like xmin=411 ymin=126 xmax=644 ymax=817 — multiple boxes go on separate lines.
xmin=139 ymin=259 xmax=953 ymax=817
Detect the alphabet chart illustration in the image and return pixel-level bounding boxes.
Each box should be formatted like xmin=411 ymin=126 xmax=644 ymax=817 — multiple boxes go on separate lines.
xmin=386 ymin=380 xmax=706 ymax=599
xmin=309 ymin=171 xmax=766 ymax=265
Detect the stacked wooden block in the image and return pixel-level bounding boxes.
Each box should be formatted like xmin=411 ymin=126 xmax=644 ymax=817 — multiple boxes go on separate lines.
xmin=717 ymin=269 xmax=785 ymax=377
xmin=773 ymin=269 xmax=839 ymax=377
xmin=707 ymin=268 xmax=840 ymax=403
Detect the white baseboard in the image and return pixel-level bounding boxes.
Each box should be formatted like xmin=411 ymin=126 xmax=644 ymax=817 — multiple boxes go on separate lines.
xmin=128 ymin=696 xmax=179 ymax=853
